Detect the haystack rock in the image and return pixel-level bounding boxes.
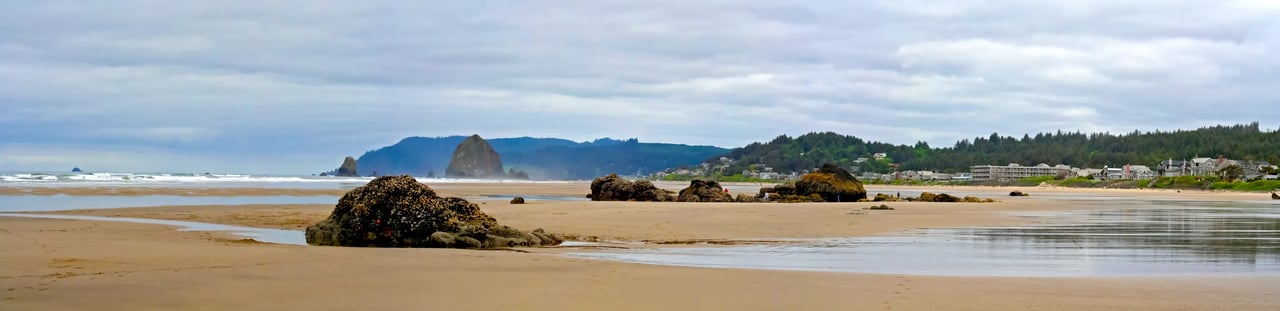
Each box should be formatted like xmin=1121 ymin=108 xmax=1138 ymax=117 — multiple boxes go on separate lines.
xmin=305 ymin=175 xmax=561 ymax=248
xmin=677 ymin=179 xmax=734 ymax=202
xmin=446 ymin=135 xmax=505 ymax=178
xmin=336 ymin=156 xmax=359 ymax=177
xmin=589 ymin=173 xmax=675 ymax=201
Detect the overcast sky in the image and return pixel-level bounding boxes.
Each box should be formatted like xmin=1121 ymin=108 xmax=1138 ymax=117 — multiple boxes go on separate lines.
xmin=2 ymin=1 xmax=1278 ymax=174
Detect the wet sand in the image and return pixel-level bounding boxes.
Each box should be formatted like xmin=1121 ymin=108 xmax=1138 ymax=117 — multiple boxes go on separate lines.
xmin=3 ymin=183 xmax=1279 ymax=310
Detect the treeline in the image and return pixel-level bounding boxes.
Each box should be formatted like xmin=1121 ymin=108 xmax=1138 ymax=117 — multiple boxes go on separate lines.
xmin=711 ymin=123 xmax=1280 ymax=174
xmin=505 ymin=139 xmax=727 ymax=180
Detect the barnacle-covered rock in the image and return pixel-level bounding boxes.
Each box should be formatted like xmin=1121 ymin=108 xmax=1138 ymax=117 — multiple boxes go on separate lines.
xmin=677 ymin=179 xmax=733 ymax=202
xmin=589 ymin=174 xmax=675 ymax=201
xmin=305 ymin=175 xmax=561 ymax=248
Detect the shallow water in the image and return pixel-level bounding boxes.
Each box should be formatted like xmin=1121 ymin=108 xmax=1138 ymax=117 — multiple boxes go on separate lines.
xmin=0 ymin=213 xmax=306 ymax=245
xmin=571 ymin=200 xmax=1280 ymax=277
xmin=0 ymin=195 xmax=338 ymax=212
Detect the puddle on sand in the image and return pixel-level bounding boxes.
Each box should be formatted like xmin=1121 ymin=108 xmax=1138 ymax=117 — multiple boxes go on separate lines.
xmin=570 ymin=201 xmax=1280 ymax=277
xmin=0 ymin=213 xmax=306 ymax=245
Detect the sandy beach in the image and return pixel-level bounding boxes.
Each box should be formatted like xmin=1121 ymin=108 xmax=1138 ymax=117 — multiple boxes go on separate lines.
xmin=3 ymin=182 xmax=1279 ymax=310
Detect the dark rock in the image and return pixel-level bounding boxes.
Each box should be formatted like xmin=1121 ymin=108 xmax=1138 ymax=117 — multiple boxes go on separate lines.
xmin=873 ymin=193 xmax=900 ymax=202
xmin=869 ymin=204 xmax=894 ymax=210
xmin=1272 ymin=192 xmax=1279 ymax=200
xmin=758 ymin=184 xmax=797 ymax=198
xmin=794 ymin=164 xmax=867 ymax=202
xmin=336 ymin=156 xmax=359 ymax=177
xmin=917 ymin=192 xmax=961 ymax=202
xmin=735 ymin=193 xmax=760 ymax=203
xmin=1010 ymin=191 xmax=1030 ymax=197
xmin=758 ymin=164 xmax=867 ymax=203
xmin=305 ymin=175 xmax=561 ymax=248
xmin=507 ymin=168 xmax=530 ymax=180
xmin=510 ymin=196 xmax=525 ymax=204
xmin=677 ymin=179 xmax=733 ymax=202
xmin=589 ymin=174 xmax=675 ymax=201
xmin=446 ymin=135 xmax=505 ymax=178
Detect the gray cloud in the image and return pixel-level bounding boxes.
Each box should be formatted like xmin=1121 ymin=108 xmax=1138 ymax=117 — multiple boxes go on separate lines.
xmin=1 ymin=0 xmax=1277 ymax=173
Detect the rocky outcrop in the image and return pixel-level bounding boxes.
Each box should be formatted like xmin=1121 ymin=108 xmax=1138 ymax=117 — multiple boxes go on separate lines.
xmin=757 ymin=164 xmax=866 ymax=203
xmin=446 ymin=135 xmax=505 ymax=178
xmin=795 ymin=164 xmax=868 ymax=202
xmin=872 ymin=193 xmax=900 ymax=202
xmin=336 ymin=156 xmax=359 ymax=177
xmin=507 ymin=168 xmax=530 ymax=180
xmin=906 ymin=192 xmax=995 ymax=203
xmin=589 ymin=174 xmax=675 ymax=201
xmin=305 ymin=175 xmax=561 ymax=248
xmin=677 ymin=179 xmax=733 ymax=202
xmin=869 ymin=204 xmax=894 ymax=210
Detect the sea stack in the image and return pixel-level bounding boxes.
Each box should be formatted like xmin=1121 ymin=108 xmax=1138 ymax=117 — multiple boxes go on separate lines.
xmin=446 ymin=134 xmax=505 ymax=178
xmin=336 ymin=156 xmax=359 ymax=177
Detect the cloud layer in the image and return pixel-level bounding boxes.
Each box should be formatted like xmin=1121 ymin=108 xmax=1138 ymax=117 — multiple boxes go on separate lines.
xmin=2 ymin=0 xmax=1277 ymax=173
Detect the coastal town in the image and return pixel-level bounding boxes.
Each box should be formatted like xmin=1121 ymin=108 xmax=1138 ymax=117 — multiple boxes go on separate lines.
xmin=656 ymin=155 xmax=1280 ymax=184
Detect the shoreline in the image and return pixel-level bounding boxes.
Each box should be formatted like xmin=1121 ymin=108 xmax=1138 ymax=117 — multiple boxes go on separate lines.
xmin=3 ymin=183 xmax=1278 ymax=310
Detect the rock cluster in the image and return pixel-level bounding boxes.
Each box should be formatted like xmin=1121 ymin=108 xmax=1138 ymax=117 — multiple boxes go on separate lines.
xmin=866 ymin=192 xmax=995 ymax=203
xmin=446 ymin=135 xmax=506 ymax=178
xmin=305 ymin=175 xmax=561 ymax=248
xmin=758 ymin=164 xmax=866 ymax=202
xmin=588 ymin=174 xmax=676 ymax=201
xmin=677 ymin=179 xmax=733 ymax=202
xmin=336 ymin=156 xmax=359 ymax=177
xmin=869 ymin=204 xmax=894 ymax=210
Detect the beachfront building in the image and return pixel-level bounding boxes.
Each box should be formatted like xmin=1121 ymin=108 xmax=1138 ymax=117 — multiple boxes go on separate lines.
xmin=1128 ymin=165 xmax=1156 ymax=179
xmin=970 ymin=163 xmax=1071 ymax=182
xmin=1157 ymin=159 xmax=1189 ymax=177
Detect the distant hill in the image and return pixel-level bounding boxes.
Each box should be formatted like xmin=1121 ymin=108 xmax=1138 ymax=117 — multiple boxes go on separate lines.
xmin=705 ymin=123 xmax=1280 ymax=175
xmin=354 ymin=136 xmax=727 ymax=179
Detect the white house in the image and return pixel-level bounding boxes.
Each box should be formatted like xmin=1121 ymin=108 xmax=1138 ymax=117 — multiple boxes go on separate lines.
xmin=1126 ymin=165 xmax=1156 ymax=179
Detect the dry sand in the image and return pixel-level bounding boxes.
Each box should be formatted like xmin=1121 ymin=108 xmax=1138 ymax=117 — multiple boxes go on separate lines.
xmin=3 ymin=182 xmax=1279 ymax=310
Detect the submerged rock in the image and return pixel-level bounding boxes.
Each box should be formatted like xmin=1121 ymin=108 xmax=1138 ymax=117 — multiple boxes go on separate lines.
xmin=677 ymin=179 xmax=733 ymax=202
xmin=305 ymin=175 xmax=561 ymax=248
xmin=589 ymin=174 xmax=675 ymax=201
xmin=446 ymin=134 xmax=505 ymax=178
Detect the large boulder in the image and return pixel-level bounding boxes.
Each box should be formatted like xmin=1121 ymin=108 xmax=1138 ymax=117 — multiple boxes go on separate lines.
xmin=336 ymin=156 xmax=359 ymax=177
xmin=677 ymin=179 xmax=733 ymax=202
xmin=305 ymin=175 xmax=561 ymax=248
xmin=589 ymin=174 xmax=675 ymax=201
xmin=445 ymin=134 xmax=505 ymax=178
xmin=788 ymin=163 xmax=868 ymax=202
